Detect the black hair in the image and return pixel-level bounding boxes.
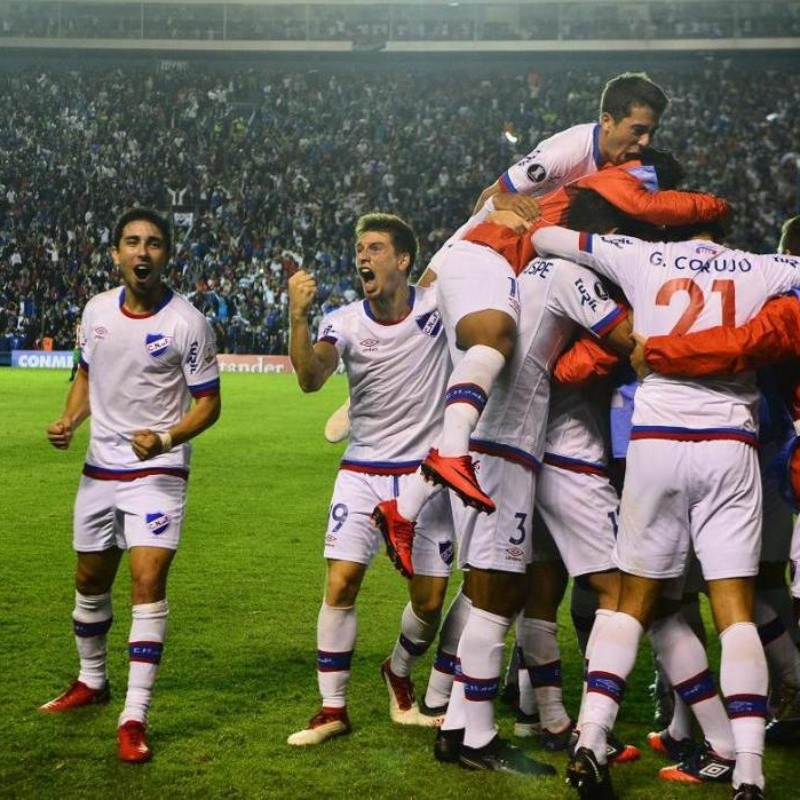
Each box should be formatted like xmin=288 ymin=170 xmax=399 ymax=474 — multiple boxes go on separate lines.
xmin=112 ymin=207 xmax=173 ymax=255
xmin=639 ymin=146 xmax=685 ymax=190
xmin=600 ymin=72 xmax=669 ymax=122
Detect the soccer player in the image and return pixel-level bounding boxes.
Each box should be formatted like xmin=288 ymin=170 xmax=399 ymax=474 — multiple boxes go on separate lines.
xmin=432 ymin=197 xmax=633 ymax=776
xmin=286 ymin=213 xmax=454 ymax=745
xmin=40 ymin=208 xmax=222 ymax=764
xmin=532 ymin=220 xmax=800 ymax=800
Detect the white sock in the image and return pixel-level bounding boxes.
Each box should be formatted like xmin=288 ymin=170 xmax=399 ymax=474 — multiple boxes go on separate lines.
xmin=517 ymin=617 xmax=570 ymax=733
xmin=439 ymin=345 xmax=505 ymax=457
xmin=317 ymin=603 xmax=356 ymax=709
xmin=442 ymin=669 xmax=467 ymax=732
xmin=390 ymin=602 xmax=439 ymax=677
xmin=755 ymin=598 xmax=800 ymax=689
xmin=649 ymin=612 xmax=734 ymax=759
xmin=577 ymin=608 xmax=613 ymax=729
xmin=580 ymin=612 xmax=643 ymax=764
xmin=73 ymin=590 xmax=112 ymax=691
xmin=720 ymin=622 xmax=768 ymax=791
xmin=120 ymin=599 xmax=168 ymax=726
xmin=458 ymin=606 xmax=511 ymax=749
xmin=396 ymin=468 xmax=442 ymax=522
xmin=425 ymin=589 xmax=471 ymax=709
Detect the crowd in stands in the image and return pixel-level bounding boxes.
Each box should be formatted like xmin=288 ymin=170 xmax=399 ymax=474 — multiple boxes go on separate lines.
xmin=1 ymin=59 xmax=798 ymax=354
xmin=1 ymin=2 xmax=799 ymax=42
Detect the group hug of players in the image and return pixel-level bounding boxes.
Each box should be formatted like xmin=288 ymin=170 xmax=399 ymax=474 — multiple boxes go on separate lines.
xmin=287 ymin=72 xmax=800 ymax=800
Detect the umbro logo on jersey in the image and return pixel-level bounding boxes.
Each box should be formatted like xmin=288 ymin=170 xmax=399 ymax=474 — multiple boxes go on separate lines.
xmin=145 ymin=512 xmax=171 ymax=536
xmin=416 ymin=310 xmax=442 ymax=337
xmin=526 ymin=163 xmax=546 ymax=183
xmin=360 ymin=338 xmax=378 ymax=352
xmin=92 ymin=325 xmax=107 ymax=339
xmin=145 ymin=333 xmax=172 ymax=358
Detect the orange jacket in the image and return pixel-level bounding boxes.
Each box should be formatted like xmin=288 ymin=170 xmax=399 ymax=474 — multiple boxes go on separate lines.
xmin=464 ymin=160 xmax=730 ymax=275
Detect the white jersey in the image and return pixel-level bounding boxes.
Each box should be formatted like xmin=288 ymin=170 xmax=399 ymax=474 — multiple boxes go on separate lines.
xmin=543 ymin=383 xmax=610 ymax=474
xmin=533 ymin=227 xmax=800 ymax=443
xmin=500 ymin=123 xmax=601 ymax=197
xmin=471 ymin=256 xmax=623 ymax=469
xmin=80 ymin=286 xmax=220 ymax=478
xmin=317 ymin=286 xmax=449 ymax=472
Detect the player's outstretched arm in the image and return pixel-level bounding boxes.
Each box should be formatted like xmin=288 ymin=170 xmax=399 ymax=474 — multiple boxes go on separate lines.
xmin=644 ymin=295 xmax=800 ymax=377
xmin=46 ymin=366 xmax=90 ymax=449
xmin=288 ymin=269 xmax=338 ymax=393
xmin=131 ymin=393 xmax=221 ymax=461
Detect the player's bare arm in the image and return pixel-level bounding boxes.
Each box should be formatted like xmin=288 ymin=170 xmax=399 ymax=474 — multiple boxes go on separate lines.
xmin=131 ymin=393 xmax=221 ymax=461
xmin=491 ymin=192 xmax=541 ymax=223
xmin=288 ymin=269 xmax=339 ymax=392
xmin=603 ymin=314 xmax=635 ymax=358
xmin=629 ymin=332 xmax=651 ymax=381
xmin=46 ymin=367 xmax=90 ymax=450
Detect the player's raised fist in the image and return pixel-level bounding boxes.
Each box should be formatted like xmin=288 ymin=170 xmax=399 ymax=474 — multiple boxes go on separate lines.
xmin=288 ymin=269 xmax=317 ymax=319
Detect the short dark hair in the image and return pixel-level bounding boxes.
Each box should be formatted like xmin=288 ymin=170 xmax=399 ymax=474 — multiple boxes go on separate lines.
xmin=566 ymin=189 xmax=625 ymax=234
xmin=779 ymin=216 xmax=800 ymax=256
xmin=600 ymin=72 xmax=669 ymax=122
xmin=355 ymin=213 xmax=418 ymax=269
xmin=112 ymin=207 xmax=173 ymax=255
xmin=639 ymin=146 xmax=685 ymax=190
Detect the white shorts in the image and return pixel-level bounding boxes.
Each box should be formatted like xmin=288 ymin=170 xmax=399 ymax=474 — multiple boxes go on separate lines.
xmin=452 ymin=454 xmax=536 ymax=574
xmin=324 ymin=469 xmax=453 ymax=578
xmin=616 ymin=439 xmax=762 ymax=581
xmin=73 ymin=474 xmax=187 ymax=552
xmin=760 ymin=442 xmax=794 ymax=563
xmin=531 ymin=463 xmax=618 ymax=577
xmin=791 ymin=517 xmax=800 ymax=600
xmin=435 ymin=240 xmax=520 ymax=360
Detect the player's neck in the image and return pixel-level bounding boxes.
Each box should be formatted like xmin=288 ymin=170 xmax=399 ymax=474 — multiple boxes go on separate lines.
xmin=368 ymin=284 xmax=412 ymax=323
xmin=121 ymin=282 xmax=167 ymax=315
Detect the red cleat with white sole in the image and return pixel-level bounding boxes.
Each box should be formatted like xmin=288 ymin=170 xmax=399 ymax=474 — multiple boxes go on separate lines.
xmin=118 ymin=720 xmax=152 ymax=763
xmin=421 ymin=449 xmax=495 ymax=514
xmin=39 ymin=680 xmax=110 ymax=713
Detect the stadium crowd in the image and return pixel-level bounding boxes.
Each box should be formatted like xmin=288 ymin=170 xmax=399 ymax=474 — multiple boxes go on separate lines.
xmin=0 ymin=59 xmax=798 ymax=354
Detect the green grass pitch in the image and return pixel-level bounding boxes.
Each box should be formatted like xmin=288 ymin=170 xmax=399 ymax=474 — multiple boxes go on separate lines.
xmin=1 ymin=369 xmax=797 ymax=799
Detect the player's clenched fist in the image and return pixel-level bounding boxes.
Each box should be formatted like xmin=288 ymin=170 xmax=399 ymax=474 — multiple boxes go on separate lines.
xmin=47 ymin=418 xmax=73 ymax=449
xmin=288 ymin=270 xmax=317 ymax=320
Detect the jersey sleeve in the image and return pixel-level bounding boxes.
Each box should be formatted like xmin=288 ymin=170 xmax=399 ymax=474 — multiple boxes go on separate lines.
xmin=644 ymin=295 xmax=800 ymax=376
xmin=182 ymin=315 xmax=221 ymax=397
xmin=580 ymin=170 xmax=730 ymax=225
xmin=551 ymin=261 xmax=628 ymax=337
xmin=757 ymin=253 xmax=800 ymax=298
xmin=500 ymin=126 xmax=595 ymax=197
xmin=532 ymin=226 xmax=640 ymax=296
xmin=78 ymin=301 xmax=93 ymax=371
xmin=316 ymin=310 xmax=347 ymax=358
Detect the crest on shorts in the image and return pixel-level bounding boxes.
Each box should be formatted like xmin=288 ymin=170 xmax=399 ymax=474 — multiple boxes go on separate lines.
xmin=145 ymin=333 xmax=172 ymax=359
xmin=438 ymin=540 xmax=454 ymax=566
xmin=145 ymin=512 xmax=171 ymax=536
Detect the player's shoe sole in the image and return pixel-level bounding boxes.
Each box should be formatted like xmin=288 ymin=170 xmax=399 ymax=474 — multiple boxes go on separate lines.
xmin=38 ymin=679 xmax=110 ymax=713
xmin=324 ymin=399 xmax=351 ymax=443
xmin=566 ymin=747 xmax=616 ymax=800
xmin=372 ymin=500 xmax=415 ymax=578
xmin=287 ymin=707 xmax=352 ymax=746
xmin=513 ymin=709 xmax=542 ymax=738
xmin=418 ymin=701 xmax=447 ymax=728
xmin=421 ymin=448 xmax=495 ymax=514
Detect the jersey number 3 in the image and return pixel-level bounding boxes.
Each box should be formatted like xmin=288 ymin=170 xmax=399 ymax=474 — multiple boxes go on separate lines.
xmin=655 ymin=278 xmax=735 ymax=335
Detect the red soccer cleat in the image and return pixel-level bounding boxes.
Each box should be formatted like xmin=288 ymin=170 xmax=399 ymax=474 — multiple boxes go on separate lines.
xmin=380 ymin=657 xmax=422 ymax=725
xmin=372 ymin=499 xmax=415 ymax=579
xmin=286 ymin=707 xmax=352 ymax=746
xmin=421 ymin=449 xmax=495 ymax=514
xmin=38 ymin=680 xmax=110 ymax=713
xmin=118 ymin=720 xmax=152 ymax=763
